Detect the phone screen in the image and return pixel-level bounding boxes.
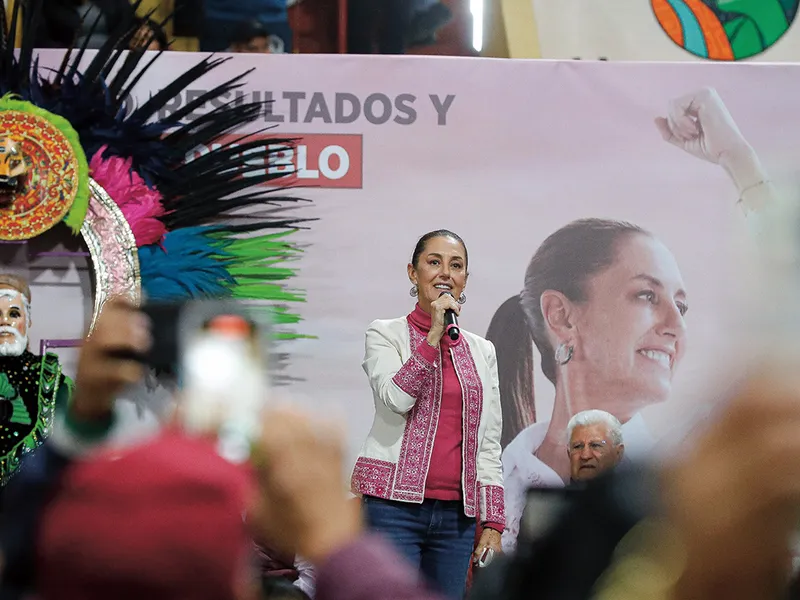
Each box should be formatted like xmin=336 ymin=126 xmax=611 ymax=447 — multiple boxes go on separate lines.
xmin=137 ymin=302 xmax=263 ymax=373
xmin=140 ymin=302 xmax=183 ymax=372
xmin=175 ymin=300 xmax=272 ymax=463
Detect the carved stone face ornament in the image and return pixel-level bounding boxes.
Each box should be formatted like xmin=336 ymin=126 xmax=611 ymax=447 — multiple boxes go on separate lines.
xmin=0 ymin=137 xmax=28 ymax=194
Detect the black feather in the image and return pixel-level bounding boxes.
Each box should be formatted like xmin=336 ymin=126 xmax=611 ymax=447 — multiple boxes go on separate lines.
xmin=0 ymin=0 xmax=309 ymax=252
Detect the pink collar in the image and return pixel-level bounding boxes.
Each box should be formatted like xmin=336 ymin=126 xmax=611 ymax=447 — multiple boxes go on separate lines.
xmin=407 ymin=303 xmax=459 ymax=347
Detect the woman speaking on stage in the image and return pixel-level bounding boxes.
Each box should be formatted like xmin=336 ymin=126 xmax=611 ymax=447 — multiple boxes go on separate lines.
xmin=350 ymin=229 xmax=504 ymax=599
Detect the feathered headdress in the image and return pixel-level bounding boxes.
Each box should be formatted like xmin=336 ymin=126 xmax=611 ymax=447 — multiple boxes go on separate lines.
xmin=0 ymin=0 xmax=311 ymax=339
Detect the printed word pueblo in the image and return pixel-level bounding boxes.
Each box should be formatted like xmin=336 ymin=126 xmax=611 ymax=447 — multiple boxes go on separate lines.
xmin=189 ymin=134 xmax=363 ymax=189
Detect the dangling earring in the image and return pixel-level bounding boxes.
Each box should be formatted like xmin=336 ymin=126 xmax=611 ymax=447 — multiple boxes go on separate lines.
xmin=554 ymin=342 xmax=574 ymax=365
xmin=409 ymin=285 xmax=418 ymax=297
xmin=458 ymin=292 xmax=467 ymax=304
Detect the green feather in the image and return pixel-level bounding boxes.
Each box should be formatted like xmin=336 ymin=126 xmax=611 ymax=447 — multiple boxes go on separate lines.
xmin=222 ymin=230 xmax=305 ymax=295
xmin=232 ymin=303 xmax=315 ymax=341
xmin=267 ymin=306 xmax=305 ymax=325
xmin=202 ymin=227 xmax=312 ymax=338
xmin=226 ymin=266 xmax=298 ymax=279
xmin=0 ymin=95 xmax=90 ymax=234
xmin=273 ymin=332 xmax=316 ymax=340
xmin=230 ymin=283 xmax=305 ymax=302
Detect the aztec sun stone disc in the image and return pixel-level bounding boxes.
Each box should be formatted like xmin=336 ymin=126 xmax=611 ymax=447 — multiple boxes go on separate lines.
xmin=0 ymin=110 xmax=80 ymax=241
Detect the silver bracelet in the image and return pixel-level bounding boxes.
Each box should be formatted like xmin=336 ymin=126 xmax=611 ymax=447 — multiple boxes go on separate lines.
xmin=738 ymin=179 xmax=771 ymax=203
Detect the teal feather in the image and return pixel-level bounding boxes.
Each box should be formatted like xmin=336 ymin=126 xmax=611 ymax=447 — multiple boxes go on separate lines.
xmin=138 ymin=226 xmax=311 ymax=336
xmin=138 ymin=227 xmax=234 ymax=302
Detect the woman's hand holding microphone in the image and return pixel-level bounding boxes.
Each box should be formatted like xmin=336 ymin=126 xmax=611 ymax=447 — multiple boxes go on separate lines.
xmin=426 ymin=292 xmax=461 ymax=347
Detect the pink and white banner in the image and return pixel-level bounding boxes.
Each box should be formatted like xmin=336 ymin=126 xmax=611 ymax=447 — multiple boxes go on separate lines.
xmin=22 ymin=52 xmax=800 ymax=544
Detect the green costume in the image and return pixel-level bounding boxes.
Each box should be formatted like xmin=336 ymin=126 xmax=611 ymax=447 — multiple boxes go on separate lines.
xmin=0 ymin=351 xmax=71 ymax=486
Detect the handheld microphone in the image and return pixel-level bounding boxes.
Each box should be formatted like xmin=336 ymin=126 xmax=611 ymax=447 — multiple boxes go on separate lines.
xmin=439 ymin=291 xmax=460 ymax=341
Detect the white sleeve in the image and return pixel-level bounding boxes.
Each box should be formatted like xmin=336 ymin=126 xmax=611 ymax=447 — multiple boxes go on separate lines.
xmin=293 ymin=555 xmax=316 ymax=598
xmin=477 ymin=341 xmax=505 ymax=525
xmin=362 ymin=321 xmax=438 ymax=415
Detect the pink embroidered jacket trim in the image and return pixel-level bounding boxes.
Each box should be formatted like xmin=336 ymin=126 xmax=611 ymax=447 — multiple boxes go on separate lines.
xmin=480 ymin=483 xmax=505 ymax=525
xmin=351 ymin=320 xmax=506 ymax=525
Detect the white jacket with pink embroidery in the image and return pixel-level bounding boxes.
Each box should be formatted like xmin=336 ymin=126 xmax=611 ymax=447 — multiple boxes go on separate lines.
xmin=351 ymin=316 xmax=505 ymax=526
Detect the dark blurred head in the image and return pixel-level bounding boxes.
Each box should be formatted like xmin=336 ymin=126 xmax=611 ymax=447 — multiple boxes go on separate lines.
xmin=130 ymin=18 xmax=168 ymax=51
xmin=260 ymin=577 xmax=311 ymax=600
xmin=37 ymin=433 xmax=254 ymax=600
xmin=229 ymin=20 xmax=271 ymax=53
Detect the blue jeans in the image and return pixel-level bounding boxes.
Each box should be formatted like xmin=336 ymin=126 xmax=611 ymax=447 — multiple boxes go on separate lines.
xmin=362 ymin=496 xmax=476 ymax=599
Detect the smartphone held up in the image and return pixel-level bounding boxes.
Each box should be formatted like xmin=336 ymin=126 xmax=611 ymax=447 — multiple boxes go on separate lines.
xmin=140 ymin=299 xmax=272 ymax=464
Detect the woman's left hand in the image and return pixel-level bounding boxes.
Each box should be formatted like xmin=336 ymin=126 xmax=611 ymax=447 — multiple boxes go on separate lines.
xmin=473 ymin=528 xmax=502 ymax=564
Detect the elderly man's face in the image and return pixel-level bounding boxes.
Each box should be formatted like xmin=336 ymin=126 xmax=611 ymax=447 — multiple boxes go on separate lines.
xmin=568 ymin=423 xmax=624 ymax=482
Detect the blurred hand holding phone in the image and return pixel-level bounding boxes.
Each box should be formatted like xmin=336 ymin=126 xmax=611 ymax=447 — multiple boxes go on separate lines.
xmin=136 ymin=300 xmax=271 ymax=464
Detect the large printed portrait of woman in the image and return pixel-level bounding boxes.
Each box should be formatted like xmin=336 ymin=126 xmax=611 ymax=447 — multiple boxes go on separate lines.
xmin=490 ymin=87 xmax=777 ymax=550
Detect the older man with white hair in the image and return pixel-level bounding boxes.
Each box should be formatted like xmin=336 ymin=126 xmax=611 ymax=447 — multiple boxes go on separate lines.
xmin=566 ymin=409 xmax=625 ymax=485
xmin=0 ymin=274 xmax=73 ymax=489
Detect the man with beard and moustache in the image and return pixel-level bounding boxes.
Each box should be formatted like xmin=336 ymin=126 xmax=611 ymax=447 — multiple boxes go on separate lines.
xmin=0 ymin=275 xmax=71 ymax=491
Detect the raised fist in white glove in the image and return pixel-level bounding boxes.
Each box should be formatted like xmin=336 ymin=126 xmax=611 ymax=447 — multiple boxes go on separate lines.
xmin=656 ymin=87 xmax=768 ymax=197
xmin=655 ymin=87 xmax=751 ymax=166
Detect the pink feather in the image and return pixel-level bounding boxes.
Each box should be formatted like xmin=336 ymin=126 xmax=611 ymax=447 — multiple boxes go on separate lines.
xmin=90 ymin=148 xmax=169 ymax=247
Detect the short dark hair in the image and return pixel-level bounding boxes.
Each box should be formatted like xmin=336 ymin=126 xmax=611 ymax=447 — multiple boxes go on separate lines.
xmin=411 ymin=229 xmax=468 ymax=269
xmin=230 ymin=20 xmax=270 ymax=46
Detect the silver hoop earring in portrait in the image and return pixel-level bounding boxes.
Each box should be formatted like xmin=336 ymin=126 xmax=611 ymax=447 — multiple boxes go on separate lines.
xmin=554 ymin=343 xmax=574 ymax=366
xmin=458 ymin=292 xmax=467 ymax=304
xmin=409 ymin=285 xmax=418 ymax=297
